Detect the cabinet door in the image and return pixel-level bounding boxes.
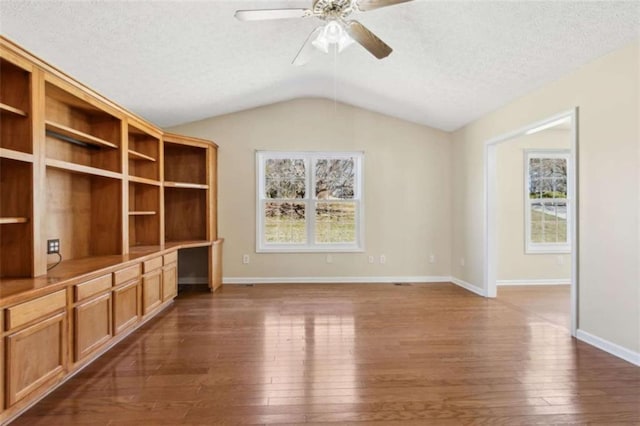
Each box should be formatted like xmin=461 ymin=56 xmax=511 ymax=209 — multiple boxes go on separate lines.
xmin=142 ymin=270 xmax=162 ymax=315
xmin=74 ymin=293 xmax=112 ymax=362
xmin=113 ymin=279 xmax=139 ymax=335
xmin=162 ymin=263 xmax=177 ymax=302
xmin=5 ymin=312 xmax=66 ymax=407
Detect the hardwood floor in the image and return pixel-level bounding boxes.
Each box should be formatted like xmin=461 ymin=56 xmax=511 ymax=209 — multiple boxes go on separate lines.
xmin=498 ymin=285 xmax=571 ymax=330
xmin=12 ymin=283 xmax=640 ymax=425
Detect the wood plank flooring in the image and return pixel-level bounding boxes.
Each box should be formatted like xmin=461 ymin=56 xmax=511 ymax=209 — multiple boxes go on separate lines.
xmin=498 ymin=285 xmax=571 ymax=330
xmin=12 ymin=283 xmax=640 ymax=425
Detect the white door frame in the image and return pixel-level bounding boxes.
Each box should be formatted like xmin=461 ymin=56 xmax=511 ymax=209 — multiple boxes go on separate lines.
xmin=483 ymin=108 xmax=579 ymax=336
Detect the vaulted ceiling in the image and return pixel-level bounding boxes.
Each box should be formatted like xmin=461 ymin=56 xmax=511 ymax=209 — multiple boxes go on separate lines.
xmin=1 ymin=1 xmax=639 ymax=131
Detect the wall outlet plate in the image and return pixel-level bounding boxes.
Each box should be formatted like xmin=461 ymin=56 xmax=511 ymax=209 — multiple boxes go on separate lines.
xmin=47 ymin=239 xmax=60 ymax=254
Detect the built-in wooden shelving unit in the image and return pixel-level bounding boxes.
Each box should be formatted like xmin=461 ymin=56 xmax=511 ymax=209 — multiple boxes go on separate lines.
xmin=0 ymin=36 xmax=222 ymax=425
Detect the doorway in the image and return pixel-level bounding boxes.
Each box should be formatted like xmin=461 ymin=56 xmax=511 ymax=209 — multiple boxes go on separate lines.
xmin=484 ymin=109 xmax=578 ymax=336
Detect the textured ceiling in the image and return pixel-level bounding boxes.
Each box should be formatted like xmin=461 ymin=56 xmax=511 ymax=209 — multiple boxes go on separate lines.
xmin=1 ymin=1 xmax=639 ymax=131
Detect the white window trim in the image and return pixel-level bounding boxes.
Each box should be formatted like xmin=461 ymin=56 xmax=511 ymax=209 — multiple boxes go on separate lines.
xmin=524 ymin=149 xmax=571 ymax=254
xmin=256 ymin=151 xmax=364 ymax=253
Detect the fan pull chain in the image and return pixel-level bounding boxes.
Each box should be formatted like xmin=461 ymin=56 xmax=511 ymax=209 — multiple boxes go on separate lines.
xmin=333 ymin=45 xmax=338 ymax=113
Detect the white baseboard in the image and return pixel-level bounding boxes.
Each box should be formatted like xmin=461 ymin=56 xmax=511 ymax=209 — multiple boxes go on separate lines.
xmin=576 ymin=329 xmax=640 ymax=366
xmin=450 ymin=277 xmax=486 ymax=296
xmin=497 ymin=278 xmax=571 ymax=286
xmin=223 ymin=276 xmax=451 ymax=285
xmin=178 ymin=277 xmax=209 ymax=285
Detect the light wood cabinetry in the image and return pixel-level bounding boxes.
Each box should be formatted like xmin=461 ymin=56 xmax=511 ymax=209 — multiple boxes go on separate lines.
xmin=73 ymin=274 xmax=113 ymax=362
xmin=162 ymin=252 xmax=178 ymax=302
xmin=113 ymin=278 xmax=140 ymax=335
xmin=142 ymin=258 xmax=163 ymax=316
xmin=0 ymin=50 xmax=35 ymax=280
xmin=5 ymin=294 xmax=67 ymax=407
xmin=0 ymin=37 xmax=222 ymax=424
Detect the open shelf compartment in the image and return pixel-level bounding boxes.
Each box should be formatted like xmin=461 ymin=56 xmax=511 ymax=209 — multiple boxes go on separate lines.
xmin=1 ymin=158 xmax=33 ymax=277
xmin=164 ymin=187 xmax=206 ymax=242
xmin=45 ymin=81 xmax=122 ymax=173
xmin=128 ymin=123 xmax=160 ymax=182
xmin=128 ymin=182 xmax=161 ymax=247
xmin=164 ymin=142 xmax=207 ymax=185
xmin=45 ymin=167 xmax=122 ymax=262
xmin=0 ymin=57 xmax=32 ymax=155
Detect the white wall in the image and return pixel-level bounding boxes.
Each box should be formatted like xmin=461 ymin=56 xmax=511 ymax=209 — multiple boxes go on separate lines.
xmin=170 ymin=98 xmax=452 ymax=281
xmin=452 ymin=41 xmax=639 ymax=353
xmin=496 ymin=129 xmax=572 ymax=282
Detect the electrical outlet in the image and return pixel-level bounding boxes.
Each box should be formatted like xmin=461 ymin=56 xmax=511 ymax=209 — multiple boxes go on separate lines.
xmin=47 ymin=239 xmax=60 ymax=254
xmin=242 ymin=254 xmax=250 ymax=264
xmin=429 ymin=254 xmax=436 ymax=264
xmin=557 ymin=256 xmax=565 ymax=265
xmin=326 ymin=254 xmax=333 ymax=264
xmin=368 ymin=255 xmax=374 ymax=264
xmin=380 ymin=254 xmax=386 ymax=264
xmin=460 ymin=257 xmax=465 ymax=267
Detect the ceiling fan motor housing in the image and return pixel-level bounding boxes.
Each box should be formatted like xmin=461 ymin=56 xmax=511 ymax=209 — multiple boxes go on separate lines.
xmin=313 ymin=0 xmax=354 ymax=18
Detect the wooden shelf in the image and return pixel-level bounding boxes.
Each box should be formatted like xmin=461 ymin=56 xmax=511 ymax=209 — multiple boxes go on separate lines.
xmin=164 ymin=181 xmax=209 ymax=190
xmin=0 ymin=217 xmax=29 ymax=225
xmin=0 ymin=148 xmax=33 ymax=163
xmin=128 ymin=149 xmax=156 ymax=162
xmin=129 ymin=211 xmax=156 ymax=216
xmin=45 ymin=120 xmax=118 ymax=149
xmin=46 ymin=158 xmax=122 ymax=180
xmin=129 ymin=175 xmax=161 ymax=186
xmin=0 ymin=102 xmax=27 ymax=117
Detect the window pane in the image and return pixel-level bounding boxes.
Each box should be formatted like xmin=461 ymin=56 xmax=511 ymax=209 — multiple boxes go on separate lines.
xmin=265 ymin=202 xmax=306 ymax=243
xmin=530 ymin=201 xmax=568 ymax=243
xmin=315 ymin=202 xmax=356 ymax=243
xmin=315 ymin=158 xmax=355 ymax=199
xmin=265 ymin=159 xmax=305 ymax=199
xmin=552 ymin=178 xmax=567 ymax=198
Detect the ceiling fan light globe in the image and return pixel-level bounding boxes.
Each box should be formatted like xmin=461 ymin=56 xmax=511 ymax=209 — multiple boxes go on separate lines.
xmin=312 ymin=20 xmax=354 ymax=54
xmin=311 ymin=37 xmax=330 ymax=53
xmin=337 ymin=36 xmax=354 ymax=52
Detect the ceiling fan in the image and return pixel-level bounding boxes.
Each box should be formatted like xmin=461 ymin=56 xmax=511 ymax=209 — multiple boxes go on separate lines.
xmin=234 ymin=0 xmax=414 ymax=65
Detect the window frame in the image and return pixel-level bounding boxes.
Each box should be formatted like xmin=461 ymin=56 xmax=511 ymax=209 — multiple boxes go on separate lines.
xmin=524 ymin=149 xmax=571 ymax=254
xmin=256 ymin=151 xmax=364 ymax=253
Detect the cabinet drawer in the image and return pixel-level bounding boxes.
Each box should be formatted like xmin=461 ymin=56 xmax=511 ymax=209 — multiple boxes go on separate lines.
xmin=6 ymin=290 xmax=66 ymax=330
xmin=75 ymin=274 xmax=112 ymax=302
xmin=163 ymin=251 xmax=177 ymax=265
xmin=113 ymin=264 xmax=141 ymax=286
xmin=143 ymin=256 xmax=163 ymax=273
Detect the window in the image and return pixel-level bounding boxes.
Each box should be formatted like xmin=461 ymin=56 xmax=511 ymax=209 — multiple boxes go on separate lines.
xmin=525 ymin=150 xmax=571 ymax=253
xmin=257 ymin=151 xmax=363 ymax=252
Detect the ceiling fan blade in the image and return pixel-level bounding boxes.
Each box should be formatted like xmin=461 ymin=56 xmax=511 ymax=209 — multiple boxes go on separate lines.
xmin=356 ymin=0 xmax=414 ymax=12
xmin=293 ymin=26 xmax=324 ymax=66
xmin=234 ymin=9 xmax=310 ymax=21
xmin=345 ymin=20 xmax=392 ymax=59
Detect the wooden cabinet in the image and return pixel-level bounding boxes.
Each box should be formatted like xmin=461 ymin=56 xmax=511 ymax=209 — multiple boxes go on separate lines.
xmin=0 ymin=36 xmax=221 ymax=425
xmin=162 ymin=254 xmax=178 ymax=302
xmin=142 ymin=269 xmax=162 ymax=316
xmin=113 ymin=279 xmax=139 ymax=335
xmin=73 ymin=274 xmax=113 ymax=362
xmin=74 ymin=293 xmax=112 ymax=362
xmin=5 ymin=291 xmax=67 ymax=407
